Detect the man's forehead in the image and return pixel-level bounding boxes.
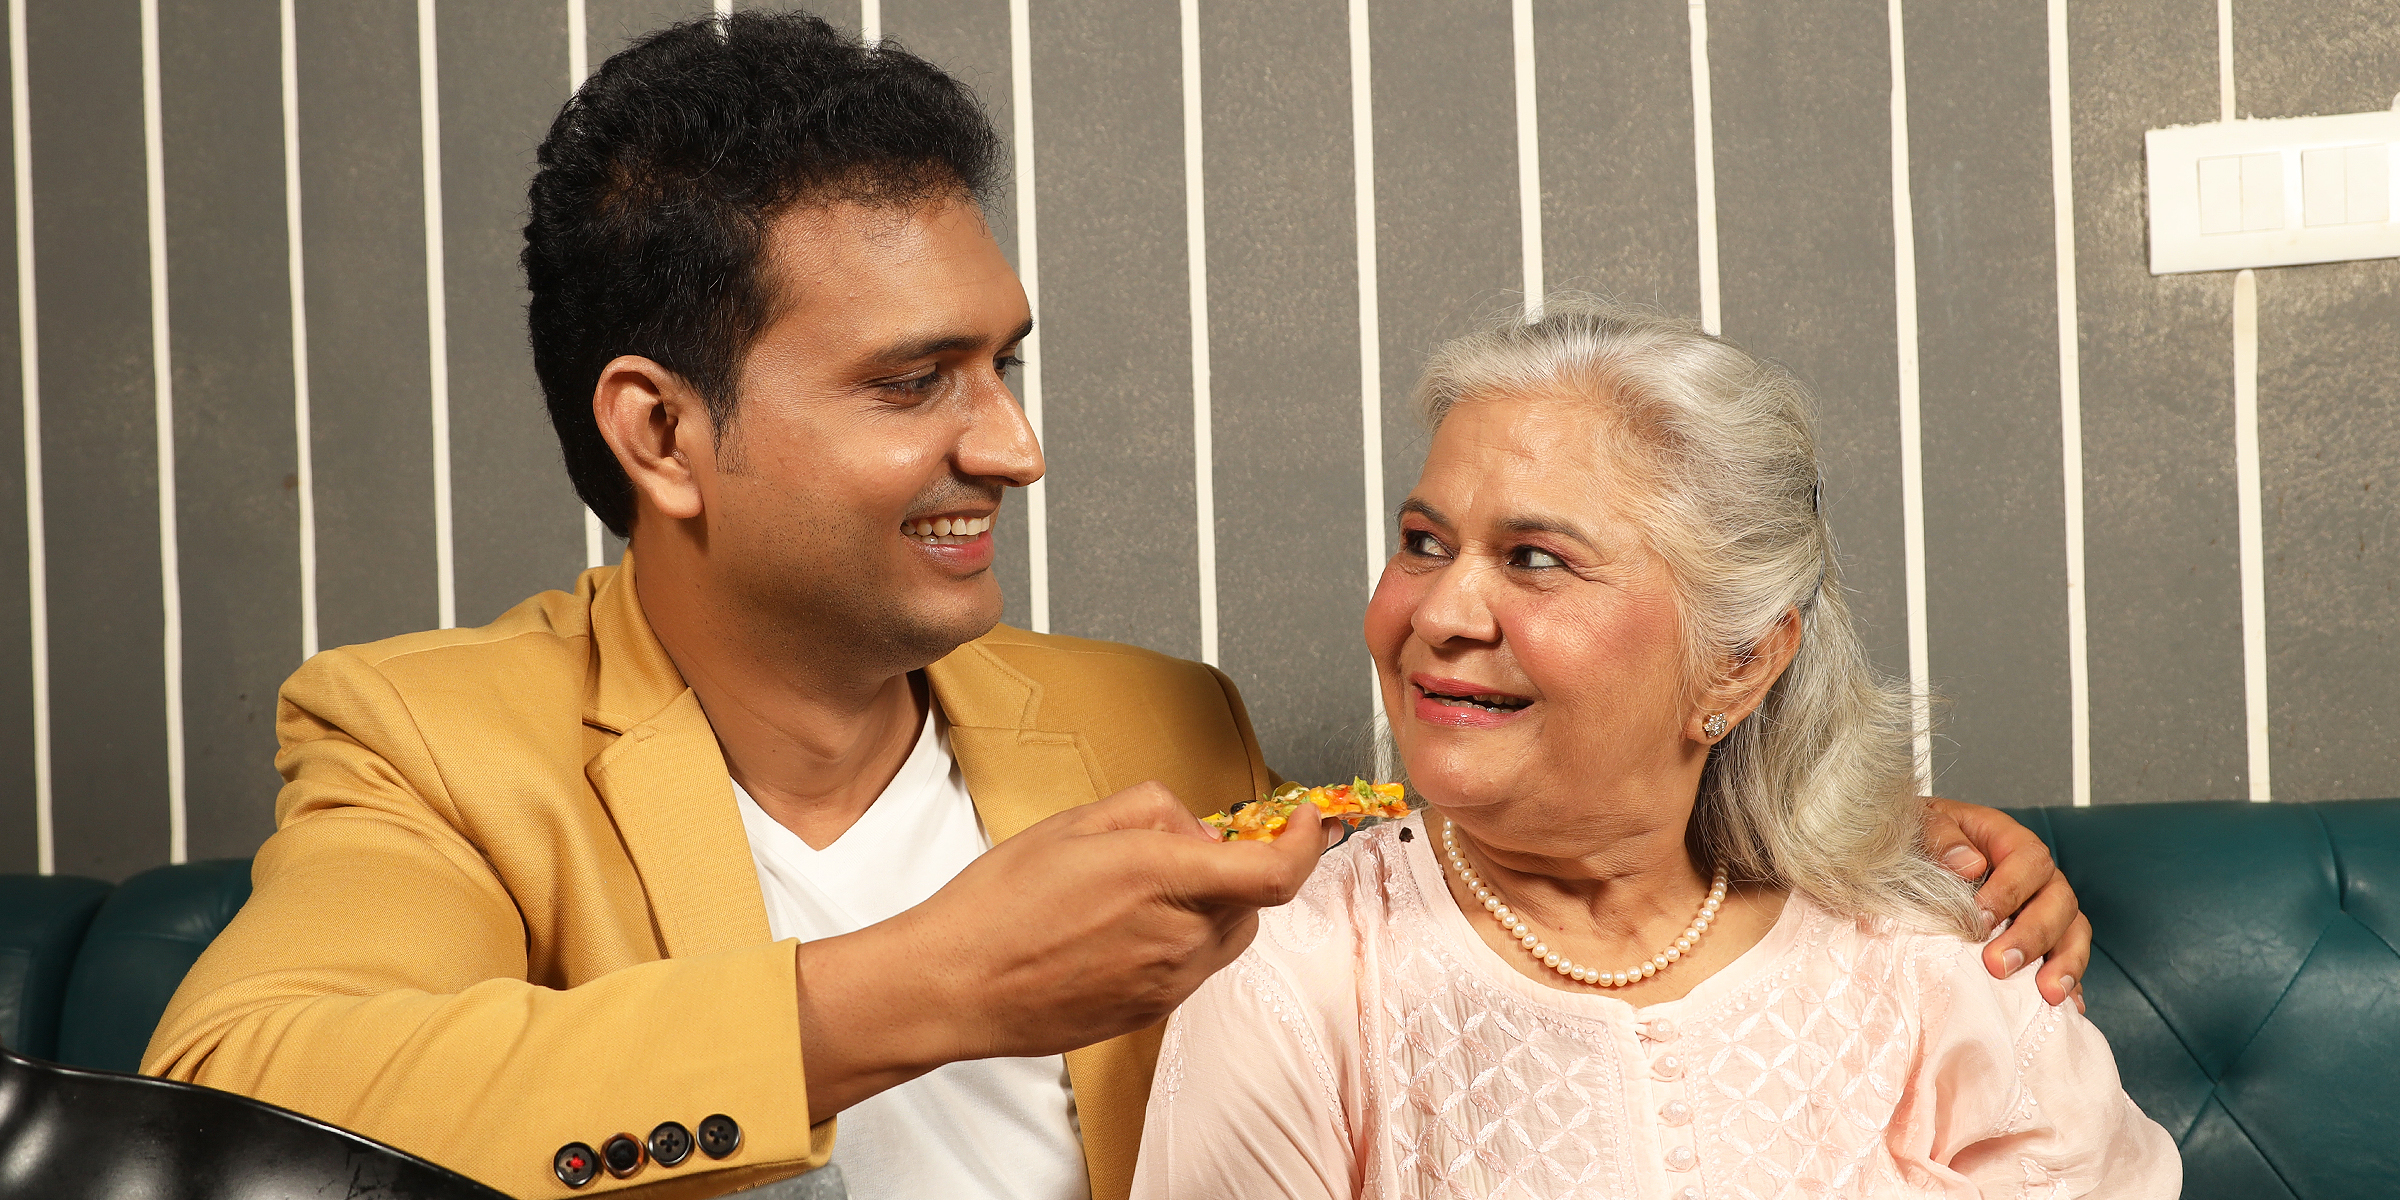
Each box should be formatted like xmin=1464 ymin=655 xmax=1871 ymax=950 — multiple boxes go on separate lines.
xmin=754 ymin=197 xmax=1023 ymax=340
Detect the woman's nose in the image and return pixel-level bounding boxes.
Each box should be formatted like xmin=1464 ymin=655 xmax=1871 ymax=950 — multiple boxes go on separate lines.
xmin=1411 ymin=558 xmax=1500 ymax=647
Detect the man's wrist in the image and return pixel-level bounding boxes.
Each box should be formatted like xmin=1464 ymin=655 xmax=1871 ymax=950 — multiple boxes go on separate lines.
xmin=793 ymin=922 xmax=967 ymax=1122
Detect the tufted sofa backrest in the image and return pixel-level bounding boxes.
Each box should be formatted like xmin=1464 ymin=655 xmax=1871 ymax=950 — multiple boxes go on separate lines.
xmin=2007 ymin=799 xmax=2400 ymax=1200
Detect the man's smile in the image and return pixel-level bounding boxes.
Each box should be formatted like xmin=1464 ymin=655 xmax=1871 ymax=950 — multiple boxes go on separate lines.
xmin=902 ymin=514 xmax=993 ymax=546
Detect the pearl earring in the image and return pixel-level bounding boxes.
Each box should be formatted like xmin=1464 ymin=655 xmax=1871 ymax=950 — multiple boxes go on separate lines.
xmin=1702 ymin=712 xmax=1728 ymax=738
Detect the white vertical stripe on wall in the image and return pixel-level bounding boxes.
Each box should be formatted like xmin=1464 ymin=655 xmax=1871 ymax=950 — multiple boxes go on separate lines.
xmin=1687 ymin=0 xmax=1719 ymax=336
xmin=2218 ymin=4 xmax=2268 ymax=802
xmin=1179 ymin=0 xmax=1217 ymax=667
xmin=1886 ymin=0 xmax=1931 ymax=788
xmin=1008 ymin=0 xmax=1047 ymax=633
xmin=714 ymin=1 xmax=731 ymax=20
xmin=140 ymin=0 xmax=187 ymax=864
xmin=2233 ymin=267 xmax=2269 ymax=801
xmin=9 ymin=0 xmax=47 ymax=874
xmin=570 ymin=1 xmax=605 ymax=572
xmin=418 ymin=0 xmax=456 ymax=629
xmin=2047 ymin=0 xmax=2089 ymax=807
xmin=1510 ymin=0 xmax=1541 ymax=315
xmin=571 ymin=2 xmax=607 ymax=571
xmin=1348 ymin=0 xmax=1389 ymax=775
xmin=567 ymin=0 xmax=586 ymax=84
xmin=2216 ymin=0 xmax=2236 ymax=123
xmin=860 ymin=1 xmax=879 ymax=44
xmin=281 ymin=0 xmax=318 ymax=660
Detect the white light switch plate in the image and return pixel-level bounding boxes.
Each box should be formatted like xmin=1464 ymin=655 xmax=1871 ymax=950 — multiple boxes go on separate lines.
xmin=2147 ymin=107 xmax=2400 ymax=274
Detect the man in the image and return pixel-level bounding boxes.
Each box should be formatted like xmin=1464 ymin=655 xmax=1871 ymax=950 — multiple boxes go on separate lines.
xmin=147 ymin=14 xmax=2088 ymax=1200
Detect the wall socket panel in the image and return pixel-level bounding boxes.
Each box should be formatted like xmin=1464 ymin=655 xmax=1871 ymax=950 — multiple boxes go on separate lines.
xmin=2148 ymin=107 xmax=2400 ymax=274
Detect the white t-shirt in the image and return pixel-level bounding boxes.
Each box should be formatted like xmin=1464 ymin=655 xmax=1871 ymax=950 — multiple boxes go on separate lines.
xmin=733 ymin=704 xmax=1091 ymax=1200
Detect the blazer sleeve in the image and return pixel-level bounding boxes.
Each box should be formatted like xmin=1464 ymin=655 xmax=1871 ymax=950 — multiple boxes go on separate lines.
xmin=142 ymin=648 xmax=835 ymax=1199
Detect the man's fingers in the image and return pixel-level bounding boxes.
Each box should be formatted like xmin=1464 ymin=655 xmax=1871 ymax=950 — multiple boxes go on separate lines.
xmin=1066 ymin=781 xmax=1214 ymax=841
xmin=1921 ymin=798 xmax=1988 ymax=881
xmin=1969 ymin=817 xmax=2056 ymax=934
xmin=1983 ymin=874 xmax=2078 ymax=982
xmin=2031 ymin=913 xmax=2093 ymax=1008
xmin=1163 ymin=803 xmax=1328 ymax=911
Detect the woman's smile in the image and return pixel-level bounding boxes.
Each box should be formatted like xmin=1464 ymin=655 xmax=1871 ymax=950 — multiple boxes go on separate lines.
xmin=1409 ymin=673 xmax=1535 ymax=728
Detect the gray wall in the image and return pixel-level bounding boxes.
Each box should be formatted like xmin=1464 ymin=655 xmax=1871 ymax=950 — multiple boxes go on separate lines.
xmin=3 ymin=0 xmax=2394 ymax=879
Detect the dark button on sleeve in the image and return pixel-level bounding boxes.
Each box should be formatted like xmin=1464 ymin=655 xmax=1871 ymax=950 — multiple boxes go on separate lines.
xmin=697 ymin=1113 xmax=743 ymax=1160
xmin=602 ymin=1133 xmax=647 ymax=1179
xmin=649 ymin=1121 xmax=695 ymax=1168
xmin=554 ymin=1142 xmax=601 ymax=1189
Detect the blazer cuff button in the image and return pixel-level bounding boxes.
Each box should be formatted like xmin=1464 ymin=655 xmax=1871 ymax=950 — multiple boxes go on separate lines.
xmin=553 ymin=1142 xmax=600 ymax=1189
xmin=602 ymin=1133 xmax=647 ymax=1179
xmin=697 ymin=1113 xmax=743 ymax=1160
xmin=649 ymin=1121 xmax=695 ymax=1168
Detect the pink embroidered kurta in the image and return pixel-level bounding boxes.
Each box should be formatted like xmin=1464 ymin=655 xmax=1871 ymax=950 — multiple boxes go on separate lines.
xmin=1134 ymin=814 xmax=2178 ymax=1199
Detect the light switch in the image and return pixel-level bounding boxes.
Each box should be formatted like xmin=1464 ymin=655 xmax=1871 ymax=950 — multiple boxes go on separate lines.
xmin=2347 ymin=144 xmax=2390 ymax=224
xmin=2303 ymin=148 xmax=2347 ymax=226
xmin=2148 ymin=108 xmax=2400 ymax=273
xmin=2239 ymin=152 xmax=2285 ymax=231
xmin=2200 ymin=155 xmax=2243 ymax=233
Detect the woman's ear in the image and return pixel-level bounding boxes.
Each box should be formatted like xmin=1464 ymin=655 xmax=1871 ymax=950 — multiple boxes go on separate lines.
xmin=592 ymin=355 xmax=712 ymax=524
xmin=1689 ymin=607 xmax=1804 ymax=743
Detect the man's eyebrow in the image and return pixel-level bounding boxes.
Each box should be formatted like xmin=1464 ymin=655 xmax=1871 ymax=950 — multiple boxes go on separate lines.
xmin=866 ymin=318 xmax=1036 ymax=368
xmin=1397 ymin=498 xmax=1447 ymax=525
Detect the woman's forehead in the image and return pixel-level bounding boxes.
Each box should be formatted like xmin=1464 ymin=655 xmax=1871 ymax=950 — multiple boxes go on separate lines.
xmin=1420 ymin=392 xmax=1647 ymax=509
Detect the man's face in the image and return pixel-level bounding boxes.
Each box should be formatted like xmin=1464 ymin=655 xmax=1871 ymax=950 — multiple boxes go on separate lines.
xmin=694 ymin=197 xmax=1040 ymax=671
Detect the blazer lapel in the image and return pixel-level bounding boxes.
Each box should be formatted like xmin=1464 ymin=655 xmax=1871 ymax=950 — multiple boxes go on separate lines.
xmin=586 ymin=689 xmax=773 ymax=958
xmin=580 ymin=556 xmax=773 ymax=959
xmin=929 ymin=636 xmax=1157 ymax=1200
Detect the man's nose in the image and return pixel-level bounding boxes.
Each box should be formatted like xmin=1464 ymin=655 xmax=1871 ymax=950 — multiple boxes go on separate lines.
xmin=960 ymin=377 xmax=1045 ymax=487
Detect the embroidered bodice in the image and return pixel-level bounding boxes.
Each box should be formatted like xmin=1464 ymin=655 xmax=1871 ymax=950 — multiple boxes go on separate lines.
xmin=1134 ymin=815 xmax=2177 ymax=1199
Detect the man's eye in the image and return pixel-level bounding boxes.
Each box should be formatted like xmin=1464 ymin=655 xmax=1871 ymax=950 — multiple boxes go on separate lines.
xmin=1402 ymin=530 xmax=1449 ymax=558
xmin=885 ymin=370 xmax=940 ymax=395
xmin=996 ymin=354 xmax=1026 ymax=376
xmin=1512 ymin=546 xmax=1564 ymax=570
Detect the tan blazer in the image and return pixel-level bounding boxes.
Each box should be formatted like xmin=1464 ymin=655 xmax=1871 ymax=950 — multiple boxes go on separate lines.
xmin=145 ymin=559 xmax=1274 ymax=1200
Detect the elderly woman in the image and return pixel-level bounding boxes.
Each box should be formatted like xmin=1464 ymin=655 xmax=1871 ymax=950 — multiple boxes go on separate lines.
xmin=1132 ymin=301 xmax=2176 ymax=1199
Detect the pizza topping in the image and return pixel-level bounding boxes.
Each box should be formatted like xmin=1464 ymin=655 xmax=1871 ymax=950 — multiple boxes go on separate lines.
xmin=1200 ymin=779 xmax=1410 ymax=843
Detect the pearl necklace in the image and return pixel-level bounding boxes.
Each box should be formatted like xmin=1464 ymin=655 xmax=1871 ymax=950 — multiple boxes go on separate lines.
xmin=1441 ymin=816 xmax=1728 ymax=989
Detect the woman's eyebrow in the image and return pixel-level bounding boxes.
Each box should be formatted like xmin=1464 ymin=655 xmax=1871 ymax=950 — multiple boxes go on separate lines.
xmin=1498 ymin=513 xmax=1594 ymax=545
xmin=1397 ymin=498 xmax=1448 ymax=525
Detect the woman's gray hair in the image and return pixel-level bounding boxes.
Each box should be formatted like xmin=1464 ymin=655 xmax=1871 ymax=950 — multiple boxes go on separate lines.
xmin=1413 ymin=294 xmax=1980 ymax=938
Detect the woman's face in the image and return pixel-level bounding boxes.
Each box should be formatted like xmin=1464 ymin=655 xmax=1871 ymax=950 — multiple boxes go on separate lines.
xmin=1366 ymin=389 xmax=1701 ymax=824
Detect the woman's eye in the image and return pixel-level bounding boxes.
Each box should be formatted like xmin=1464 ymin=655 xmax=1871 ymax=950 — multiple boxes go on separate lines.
xmin=1512 ymin=546 xmax=1565 ymax=570
xmin=1402 ymin=529 xmax=1449 ymax=558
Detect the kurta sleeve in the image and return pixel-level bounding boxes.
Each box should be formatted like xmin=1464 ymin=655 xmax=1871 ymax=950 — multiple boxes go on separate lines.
xmin=1902 ymin=948 xmax=2182 ymax=1198
xmin=1131 ymin=954 xmax=1355 ymax=1200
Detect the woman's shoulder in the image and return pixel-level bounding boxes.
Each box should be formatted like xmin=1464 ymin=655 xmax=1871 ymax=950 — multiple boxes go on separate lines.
xmin=1802 ymin=900 xmax=2064 ymax=1047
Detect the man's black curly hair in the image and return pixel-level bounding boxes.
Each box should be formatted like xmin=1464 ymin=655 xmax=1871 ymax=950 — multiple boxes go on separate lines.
xmin=524 ymin=11 xmax=1002 ymax=535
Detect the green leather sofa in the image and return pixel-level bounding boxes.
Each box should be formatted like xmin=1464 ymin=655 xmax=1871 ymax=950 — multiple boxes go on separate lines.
xmin=3 ymin=800 xmax=2395 ymax=1198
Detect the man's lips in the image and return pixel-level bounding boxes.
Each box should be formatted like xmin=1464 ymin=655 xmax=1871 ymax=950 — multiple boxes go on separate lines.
xmin=1409 ymin=674 xmax=1535 ymax=727
xmin=901 ymin=513 xmax=994 ymax=542
xmin=900 ymin=511 xmax=996 ymax=570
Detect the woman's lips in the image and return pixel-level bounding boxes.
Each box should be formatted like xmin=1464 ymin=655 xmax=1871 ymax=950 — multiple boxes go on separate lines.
xmin=1408 ymin=675 xmax=1534 ymax=729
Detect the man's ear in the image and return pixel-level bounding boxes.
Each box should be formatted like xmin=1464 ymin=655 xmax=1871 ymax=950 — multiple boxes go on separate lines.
xmin=1688 ymin=607 xmax=1804 ymax=743
xmin=592 ymin=355 xmax=712 ymax=523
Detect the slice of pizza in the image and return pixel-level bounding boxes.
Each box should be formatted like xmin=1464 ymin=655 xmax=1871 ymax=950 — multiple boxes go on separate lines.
xmin=1201 ymin=779 xmax=1409 ymax=842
